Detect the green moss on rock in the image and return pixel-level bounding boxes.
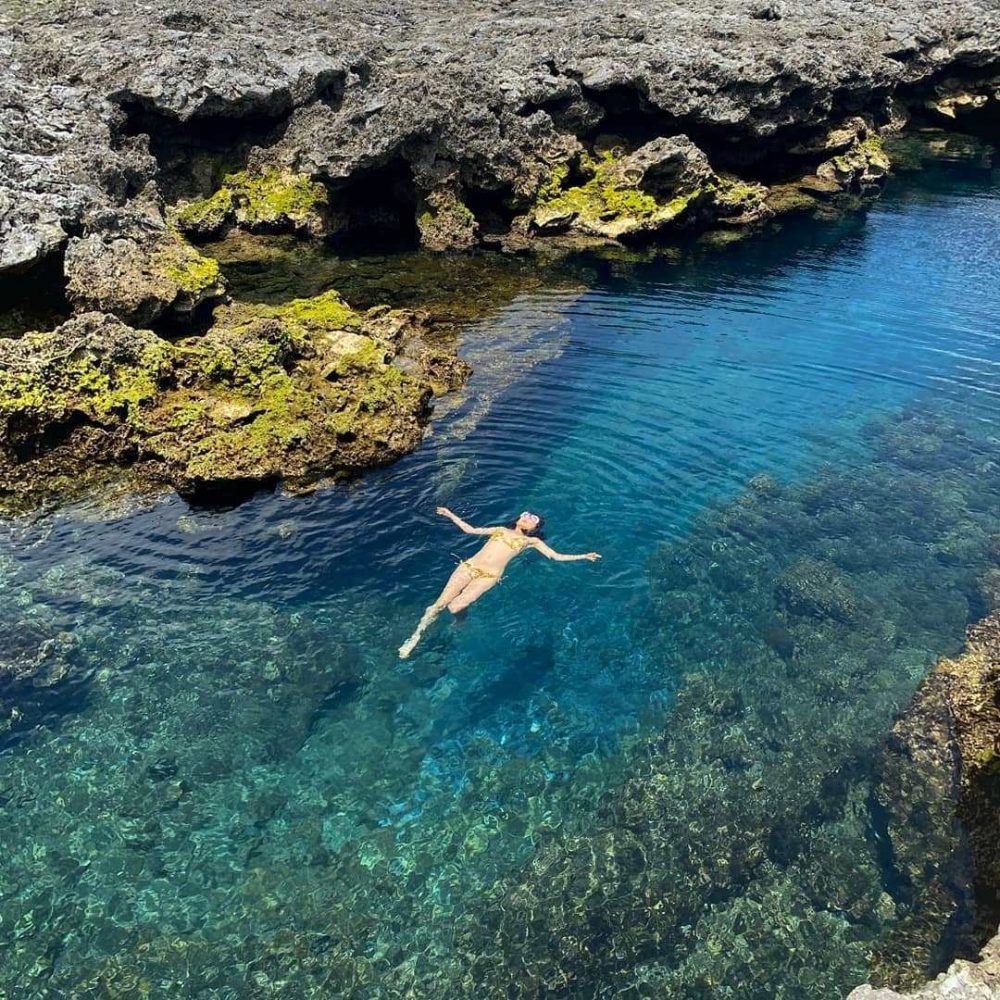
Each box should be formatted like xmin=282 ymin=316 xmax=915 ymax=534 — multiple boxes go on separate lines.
xmin=820 ymin=133 xmax=892 ymax=189
xmin=0 ymin=327 xmax=172 ymax=426
xmin=531 ymin=147 xmax=707 ymax=240
xmin=415 ymin=188 xmax=479 ymax=251
xmin=766 ymin=184 xmax=820 ymax=215
xmin=0 ymin=284 xmax=457 ymax=500
xmin=173 ymin=169 xmax=330 ymax=238
xmin=173 ymin=188 xmax=235 ymax=235
xmin=157 ymin=240 xmax=223 ymax=296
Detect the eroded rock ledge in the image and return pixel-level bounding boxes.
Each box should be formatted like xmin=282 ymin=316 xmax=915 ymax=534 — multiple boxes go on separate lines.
xmin=2 ymin=0 xmax=999 ymax=270
xmin=849 ymin=936 xmax=1000 ymax=1000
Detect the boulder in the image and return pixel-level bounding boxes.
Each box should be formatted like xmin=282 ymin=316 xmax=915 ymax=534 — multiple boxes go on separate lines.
xmin=64 ymin=200 xmax=226 ymax=324
xmin=529 ymin=136 xmax=716 ymax=241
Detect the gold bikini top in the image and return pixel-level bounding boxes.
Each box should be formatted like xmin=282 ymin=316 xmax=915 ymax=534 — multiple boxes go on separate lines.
xmin=490 ymin=530 xmax=529 ymax=552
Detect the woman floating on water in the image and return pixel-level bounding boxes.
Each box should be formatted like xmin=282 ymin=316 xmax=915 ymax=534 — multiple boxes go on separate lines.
xmin=399 ymin=506 xmax=601 ymax=658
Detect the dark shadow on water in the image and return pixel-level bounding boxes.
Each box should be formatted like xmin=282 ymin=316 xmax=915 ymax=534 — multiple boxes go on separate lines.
xmin=456 ymin=636 xmax=557 ymax=733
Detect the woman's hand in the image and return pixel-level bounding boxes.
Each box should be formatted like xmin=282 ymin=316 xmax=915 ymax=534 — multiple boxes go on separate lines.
xmin=436 ymin=506 xmax=455 ymax=518
xmin=583 ymin=552 xmax=602 ymax=562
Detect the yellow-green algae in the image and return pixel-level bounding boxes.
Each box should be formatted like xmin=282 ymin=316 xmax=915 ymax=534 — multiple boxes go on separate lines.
xmin=0 ymin=334 xmax=173 ymax=424
xmin=532 ymin=150 xmax=702 ymax=238
xmin=416 ymin=189 xmax=479 ymax=250
xmin=0 ymin=289 xmax=441 ymax=496
xmin=155 ymin=237 xmax=223 ymax=296
xmin=823 ymin=134 xmax=892 ymax=184
xmin=157 ymin=293 xmax=427 ymax=484
xmin=712 ymin=175 xmax=770 ymax=216
xmin=173 ymin=168 xmax=330 ymax=236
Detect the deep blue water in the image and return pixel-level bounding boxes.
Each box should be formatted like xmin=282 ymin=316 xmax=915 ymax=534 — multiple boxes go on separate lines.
xmin=0 ymin=147 xmax=998 ymax=997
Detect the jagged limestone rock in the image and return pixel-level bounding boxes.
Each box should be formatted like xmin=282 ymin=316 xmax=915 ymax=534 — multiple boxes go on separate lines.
xmin=63 ymin=198 xmax=226 ymax=325
xmin=416 ymin=186 xmax=479 ymax=250
xmin=924 ymin=77 xmax=999 ymax=121
xmin=848 ymin=932 xmax=1000 ymax=998
xmin=817 ymin=132 xmax=892 ymax=190
xmin=65 ymin=230 xmax=226 ymax=325
xmin=859 ymin=612 xmax=1000 ymax=992
xmin=2 ymin=0 xmax=998 ymax=271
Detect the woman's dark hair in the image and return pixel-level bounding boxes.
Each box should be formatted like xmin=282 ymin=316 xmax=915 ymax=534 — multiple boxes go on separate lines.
xmin=509 ymin=513 xmax=544 ymax=538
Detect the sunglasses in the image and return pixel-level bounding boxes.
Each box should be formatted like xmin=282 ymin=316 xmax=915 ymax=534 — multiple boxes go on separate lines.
xmin=519 ymin=511 xmax=540 ymax=523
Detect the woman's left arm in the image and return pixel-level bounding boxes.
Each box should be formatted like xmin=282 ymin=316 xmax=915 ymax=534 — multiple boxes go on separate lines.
xmin=530 ymin=539 xmax=601 ymax=562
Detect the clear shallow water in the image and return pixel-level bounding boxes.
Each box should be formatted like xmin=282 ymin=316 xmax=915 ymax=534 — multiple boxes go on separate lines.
xmin=1 ymin=150 xmax=999 ymax=997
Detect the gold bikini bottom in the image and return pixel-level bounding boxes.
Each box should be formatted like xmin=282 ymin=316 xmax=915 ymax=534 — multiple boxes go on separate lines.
xmin=460 ymin=560 xmax=499 ymax=582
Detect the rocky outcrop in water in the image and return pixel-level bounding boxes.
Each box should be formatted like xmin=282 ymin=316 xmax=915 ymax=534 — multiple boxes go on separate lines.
xmin=848 ymin=611 xmax=1000 ymax=996
xmin=0 ymin=297 xmax=467 ymax=501
xmin=849 ymin=934 xmax=1000 ymax=999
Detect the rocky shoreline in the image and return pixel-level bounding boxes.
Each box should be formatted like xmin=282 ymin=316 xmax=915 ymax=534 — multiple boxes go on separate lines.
xmin=849 ymin=613 xmax=1000 ymax=998
xmin=2 ymin=0 xmax=999 ymax=501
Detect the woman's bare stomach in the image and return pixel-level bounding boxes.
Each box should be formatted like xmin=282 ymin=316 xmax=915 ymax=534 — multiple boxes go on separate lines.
xmin=465 ymin=539 xmax=521 ymax=576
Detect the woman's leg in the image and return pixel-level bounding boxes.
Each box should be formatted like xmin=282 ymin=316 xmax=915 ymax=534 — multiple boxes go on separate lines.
xmin=399 ymin=565 xmax=474 ymax=658
xmin=434 ymin=565 xmax=477 ymax=610
xmin=446 ymin=577 xmax=496 ymax=613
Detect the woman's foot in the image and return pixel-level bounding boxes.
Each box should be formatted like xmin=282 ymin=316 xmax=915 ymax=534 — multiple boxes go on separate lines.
xmin=399 ymin=606 xmax=439 ymax=658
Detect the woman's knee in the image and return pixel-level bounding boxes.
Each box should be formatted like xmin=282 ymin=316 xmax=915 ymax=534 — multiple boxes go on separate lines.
xmin=447 ymin=594 xmax=469 ymax=614
xmin=448 ymin=585 xmax=490 ymax=614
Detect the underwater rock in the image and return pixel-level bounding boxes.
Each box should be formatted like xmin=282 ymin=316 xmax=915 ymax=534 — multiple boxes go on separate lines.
xmin=865 ymin=612 xmax=1000 ymax=990
xmin=848 ymin=931 xmax=1000 ymax=998
xmin=776 ymin=557 xmax=865 ymax=623
xmin=0 ymin=292 xmax=469 ymax=501
xmin=869 ymin=673 xmax=972 ymax=986
xmin=0 ymin=620 xmax=76 ymax=690
xmin=0 ymin=563 xmax=80 ymax=737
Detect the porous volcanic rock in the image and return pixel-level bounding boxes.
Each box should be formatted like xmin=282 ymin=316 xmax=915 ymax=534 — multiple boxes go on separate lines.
xmin=851 ymin=612 xmax=1000 ymax=995
xmin=2 ymin=0 xmax=998 ymax=263
xmin=64 ymin=197 xmax=227 ymax=325
xmin=848 ymin=932 xmax=1000 ymax=998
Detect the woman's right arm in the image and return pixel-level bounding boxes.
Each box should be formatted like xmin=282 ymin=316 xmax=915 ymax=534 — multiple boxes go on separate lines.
xmin=436 ymin=506 xmax=496 ymax=535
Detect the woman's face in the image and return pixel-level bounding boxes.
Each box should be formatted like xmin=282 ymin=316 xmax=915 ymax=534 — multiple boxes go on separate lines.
xmin=516 ymin=512 xmax=540 ymax=533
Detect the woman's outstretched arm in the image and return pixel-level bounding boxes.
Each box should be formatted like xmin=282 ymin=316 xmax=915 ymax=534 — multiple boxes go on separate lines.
xmin=436 ymin=506 xmax=498 ymax=535
xmin=529 ymin=539 xmax=601 ymax=562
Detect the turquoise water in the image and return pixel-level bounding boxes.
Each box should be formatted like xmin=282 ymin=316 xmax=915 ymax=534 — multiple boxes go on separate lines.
xmin=1 ymin=149 xmax=999 ymax=997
